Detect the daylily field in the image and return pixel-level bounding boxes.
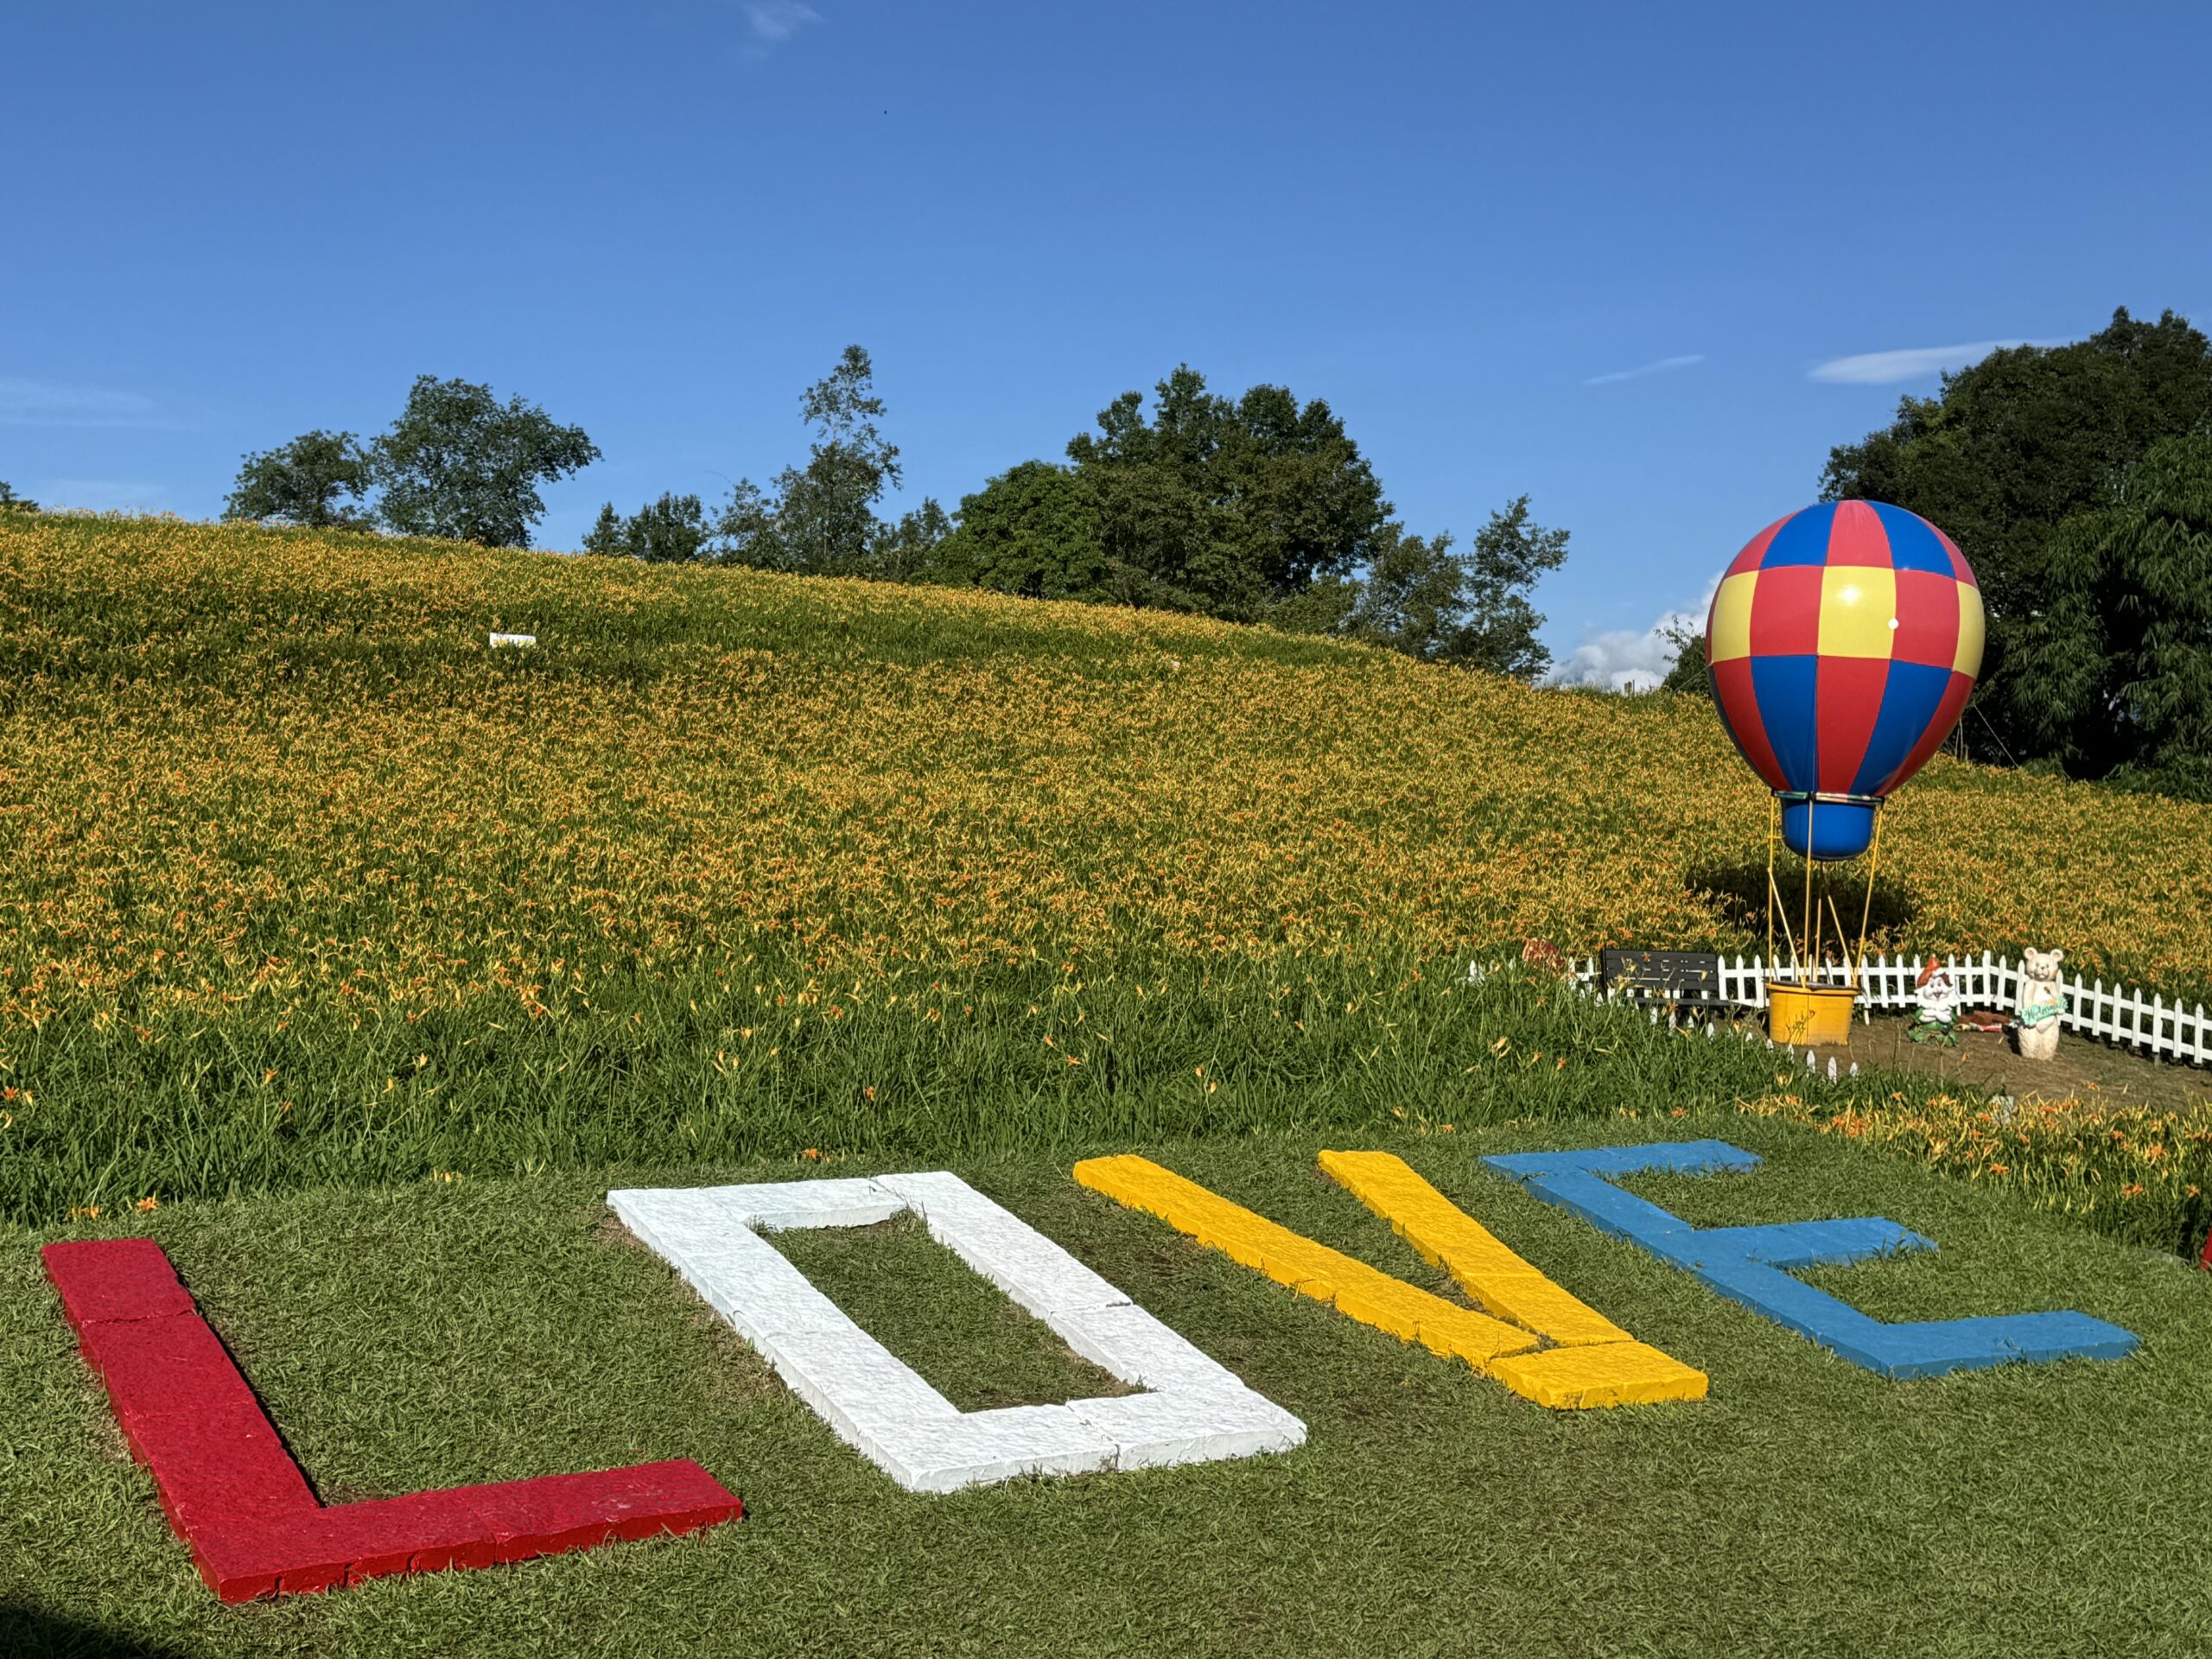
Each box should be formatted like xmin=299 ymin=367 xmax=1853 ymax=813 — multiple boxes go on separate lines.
xmin=3 ymin=512 xmax=2211 ymax=1237
xmin=6 ymin=514 xmax=2211 ymax=1032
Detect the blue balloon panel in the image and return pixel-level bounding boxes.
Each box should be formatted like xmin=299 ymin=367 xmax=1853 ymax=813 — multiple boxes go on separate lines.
xmin=1779 ymin=798 xmax=1877 ymax=861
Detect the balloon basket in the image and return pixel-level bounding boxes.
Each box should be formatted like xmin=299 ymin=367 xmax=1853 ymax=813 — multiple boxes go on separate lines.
xmin=1766 ymin=981 xmax=1859 ymax=1048
xmin=1760 ymin=795 xmax=1882 ymax=1041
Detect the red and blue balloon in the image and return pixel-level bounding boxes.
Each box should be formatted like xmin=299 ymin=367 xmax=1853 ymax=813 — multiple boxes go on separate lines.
xmin=1705 ymin=501 xmax=1983 ymax=860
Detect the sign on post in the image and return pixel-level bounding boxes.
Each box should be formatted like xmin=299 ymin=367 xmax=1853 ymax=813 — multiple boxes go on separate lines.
xmin=1599 ymin=948 xmax=1724 ymax=1014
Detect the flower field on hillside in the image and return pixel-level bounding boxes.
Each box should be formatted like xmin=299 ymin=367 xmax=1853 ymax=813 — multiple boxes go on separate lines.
xmin=4 ymin=512 xmax=2211 ymax=1035
xmin=3 ymin=512 xmax=2211 ymax=1233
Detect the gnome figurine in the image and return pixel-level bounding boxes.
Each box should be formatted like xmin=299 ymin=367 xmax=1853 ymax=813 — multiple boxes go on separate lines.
xmin=1909 ymin=960 xmax=1960 ymax=1046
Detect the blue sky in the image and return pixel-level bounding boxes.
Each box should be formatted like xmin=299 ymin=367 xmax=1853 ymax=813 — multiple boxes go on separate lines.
xmin=6 ymin=1 xmax=2209 ymax=680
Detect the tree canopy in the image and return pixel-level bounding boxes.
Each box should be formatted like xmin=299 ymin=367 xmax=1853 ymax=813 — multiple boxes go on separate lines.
xmin=1656 ymin=621 xmax=1709 ymax=696
xmin=372 ymin=376 xmax=599 ymax=548
xmin=920 ymin=366 xmax=1564 ymax=675
xmin=584 ymin=493 xmax=711 ymax=563
xmin=1059 ymin=367 xmax=1391 ymax=620
xmin=716 ymin=346 xmax=916 ymax=576
xmin=1821 ymin=308 xmax=2212 ymax=759
xmin=933 ymin=463 xmax=1108 ymax=600
xmin=207 ymin=350 xmax=1568 ymax=684
xmin=2005 ymin=432 xmax=2212 ymax=798
xmin=1325 ymin=500 xmax=1569 ymax=676
xmin=223 ymin=430 xmax=373 ymax=528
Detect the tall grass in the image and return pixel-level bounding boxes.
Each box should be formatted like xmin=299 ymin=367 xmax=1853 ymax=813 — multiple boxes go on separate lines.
xmin=1739 ymin=1086 xmax=2212 ymax=1259
xmin=1 ymin=951 xmax=1853 ymax=1224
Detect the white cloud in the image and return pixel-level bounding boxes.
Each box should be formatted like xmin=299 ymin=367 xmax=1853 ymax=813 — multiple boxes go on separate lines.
xmin=1550 ymin=582 xmax=1717 ymax=693
xmin=35 ymin=478 xmax=170 ymax=512
xmin=1808 ymin=339 xmax=2058 ymax=385
xmin=743 ymin=1 xmax=820 ymax=42
xmin=0 ymin=376 xmax=171 ymax=428
xmin=1582 ymin=353 xmax=1704 ymax=388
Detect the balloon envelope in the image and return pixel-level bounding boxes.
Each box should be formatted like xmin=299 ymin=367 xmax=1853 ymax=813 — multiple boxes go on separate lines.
xmin=1705 ymin=501 xmax=1983 ymax=860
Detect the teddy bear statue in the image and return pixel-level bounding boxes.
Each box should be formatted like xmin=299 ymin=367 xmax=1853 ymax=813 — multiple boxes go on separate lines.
xmin=1909 ymin=959 xmax=1960 ymax=1046
xmin=2014 ymin=947 xmax=2067 ymax=1060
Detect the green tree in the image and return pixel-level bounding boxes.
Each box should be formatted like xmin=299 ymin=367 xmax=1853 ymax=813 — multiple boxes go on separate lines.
xmin=2005 ymin=432 xmax=2212 ymax=798
xmin=1821 ymin=308 xmax=2212 ymax=756
xmin=934 ymin=462 xmax=1109 ymax=600
xmin=1656 ymin=620 xmax=1710 ymax=695
xmin=0 ymin=481 xmax=36 ymax=513
xmin=371 ymin=376 xmax=599 ymax=548
xmin=222 ymin=430 xmax=372 ymax=528
xmin=1331 ymin=498 xmax=1568 ymax=677
xmin=1339 ymin=529 xmax=1471 ymax=660
xmin=583 ymin=493 xmax=710 ymax=563
xmin=1452 ymin=496 xmax=1570 ymax=677
xmin=1062 ymin=366 xmax=1390 ymax=620
xmin=870 ymin=496 xmax=954 ymax=583
xmin=715 ymin=346 xmax=902 ymax=575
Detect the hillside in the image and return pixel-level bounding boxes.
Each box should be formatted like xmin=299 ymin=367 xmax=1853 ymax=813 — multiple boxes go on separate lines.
xmin=5 ymin=512 xmax=2208 ymax=996
xmin=3 ymin=512 xmax=2209 ymax=1220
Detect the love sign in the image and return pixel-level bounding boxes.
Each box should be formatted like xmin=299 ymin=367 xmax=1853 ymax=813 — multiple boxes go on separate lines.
xmin=44 ymin=1143 xmax=2137 ymax=1602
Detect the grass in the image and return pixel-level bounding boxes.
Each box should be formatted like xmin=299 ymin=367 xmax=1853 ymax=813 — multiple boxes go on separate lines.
xmin=4 ymin=1112 xmax=2210 ymax=1657
xmin=771 ymin=1215 xmax=1134 ymax=1412
xmin=0 ymin=944 xmax=1885 ymax=1225
xmin=5 ymin=511 xmax=2212 ymax=1648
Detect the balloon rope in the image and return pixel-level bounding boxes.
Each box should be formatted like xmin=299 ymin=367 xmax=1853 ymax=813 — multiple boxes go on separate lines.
xmin=1802 ymin=798 xmax=1818 ymax=981
xmin=1853 ymin=808 xmax=1884 ymax=993
xmin=1765 ymin=797 xmax=1779 ymax=974
xmin=1827 ymin=895 xmax=1853 ymax=991
xmin=1767 ymin=867 xmax=1802 ymax=976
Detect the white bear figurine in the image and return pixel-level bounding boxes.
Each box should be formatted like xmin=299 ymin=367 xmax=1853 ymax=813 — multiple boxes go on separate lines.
xmin=2015 ymin=948 xmax=2067 ymax=1061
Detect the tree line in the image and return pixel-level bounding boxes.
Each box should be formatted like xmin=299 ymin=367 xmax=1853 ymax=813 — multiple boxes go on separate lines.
xmin=196 ymin=347 xmax=1574 ymax=681
xmin=9 ymin=308 xmax=2203 ymax=793
xmin=1816 ymin=308 xmax=2212 ymax=803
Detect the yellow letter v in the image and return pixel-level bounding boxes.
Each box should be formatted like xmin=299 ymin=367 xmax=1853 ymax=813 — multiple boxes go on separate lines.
xmin=1074 ymin=1152 xmax=1704 ymax=1409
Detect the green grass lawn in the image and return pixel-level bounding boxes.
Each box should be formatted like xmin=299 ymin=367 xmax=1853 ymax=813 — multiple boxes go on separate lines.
xmin=6 ymin=1110 xmax=2209 ymax=1657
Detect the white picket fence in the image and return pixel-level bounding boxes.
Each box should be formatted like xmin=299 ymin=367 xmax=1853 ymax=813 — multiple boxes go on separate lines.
xmin=1570 ymin=951 xmax=2212 ymax=1068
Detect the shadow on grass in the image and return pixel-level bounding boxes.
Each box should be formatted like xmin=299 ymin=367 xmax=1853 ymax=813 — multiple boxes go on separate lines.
xmin=1686 ymin=855 xmax=1919 ymax=944
xmin=0 ymin=1605 xmax=200 ymax=1658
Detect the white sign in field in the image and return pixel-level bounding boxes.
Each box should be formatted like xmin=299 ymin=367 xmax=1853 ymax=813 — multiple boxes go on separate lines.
xmin=609 ymin=1173 xmax=1304 ymax=1492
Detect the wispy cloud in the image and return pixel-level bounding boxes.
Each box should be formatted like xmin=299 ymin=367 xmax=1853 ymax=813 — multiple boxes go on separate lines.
xmin=1582 ymin=353 xmax=1704 ymax=388
xmin=1808 ymin=339 xmax=2059 ymax=385
xmin=0 ymin=376 xmax=176 ymax=429
xmin=1550 ymin=582 xmax=1718 ymax=693
xmin=742 ymin=1 xmax=821 ymax=47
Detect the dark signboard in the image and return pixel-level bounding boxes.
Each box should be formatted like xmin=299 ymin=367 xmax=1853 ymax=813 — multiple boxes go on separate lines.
xmin=1599 ymin=948 xmax=1725 ymax=1013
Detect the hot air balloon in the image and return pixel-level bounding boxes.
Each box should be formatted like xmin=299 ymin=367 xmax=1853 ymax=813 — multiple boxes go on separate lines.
xmin=1704 ymin=500 xmax=1984 ymax=1044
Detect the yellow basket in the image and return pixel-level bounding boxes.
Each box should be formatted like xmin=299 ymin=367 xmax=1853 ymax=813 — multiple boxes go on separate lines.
xmin=1766 ymin=981 xmax=1859 ymax=1048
